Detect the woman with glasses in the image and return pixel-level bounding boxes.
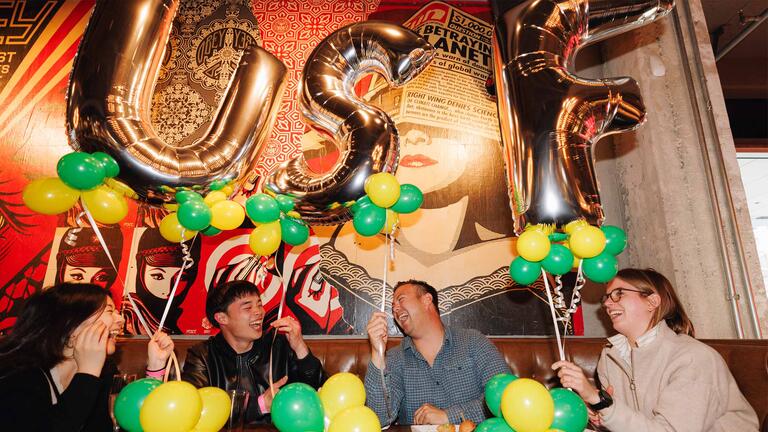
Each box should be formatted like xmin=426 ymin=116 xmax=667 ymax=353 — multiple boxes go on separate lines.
xmin=552 ymin=268 xmax=757 ymax=431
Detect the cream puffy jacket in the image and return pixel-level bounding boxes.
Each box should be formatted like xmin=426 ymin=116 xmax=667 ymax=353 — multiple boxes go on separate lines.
xmin=596 ymin=322 xmax=758 ymax=431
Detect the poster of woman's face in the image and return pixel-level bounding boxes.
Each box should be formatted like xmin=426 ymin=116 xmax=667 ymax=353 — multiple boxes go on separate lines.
xmin=123 ymin=227 xmax=201 ymax=335
xmin=44 ymin=227 xmax=123 ymax=292
xmin=312 ymin=2 xmax=572 ymax=335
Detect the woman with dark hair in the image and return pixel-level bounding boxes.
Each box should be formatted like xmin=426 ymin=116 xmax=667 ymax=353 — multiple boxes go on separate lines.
xmin=55 ymin=228 xmax=123 ymax=290
xmin=0 ymin=283 xmax=174 ymax=432
xmin=124 ymin=228 xmax=201 ymax=335
xmin=552 ymin=268 xmax=758 ymax=431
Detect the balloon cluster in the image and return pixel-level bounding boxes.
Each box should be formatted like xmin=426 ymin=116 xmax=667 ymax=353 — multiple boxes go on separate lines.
xmin=349 ymin=172 xmax=424 ymax=237
xmin=272 ymin=372 xmax=380 ymax=432
xmin=509 ymin=220 xmax=627 ymax=285
xmin=245 ymin=193 xmax=309 ymax=256
xmin=480 ymin=373 xmax=587 ymax=432
xmin=159 ymin=182 xmax=245 ymax=243
xmin=114 ymin=379 xmax=230 ymax=432
xmin=23 ymin=151 xmax=133 ymax=224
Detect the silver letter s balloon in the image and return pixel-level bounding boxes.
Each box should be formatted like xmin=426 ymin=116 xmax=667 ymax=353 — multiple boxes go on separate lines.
xmin=265 ymin=22 xmax=435 ymax=225
xmin=492 ymin=0 xmax=674 ymax=232
xmin=66 ymin=0 xmax=287 ymax=203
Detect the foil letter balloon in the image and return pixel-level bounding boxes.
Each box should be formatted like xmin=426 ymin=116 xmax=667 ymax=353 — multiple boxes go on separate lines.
xmin=491 ymin=0 xmax=674 ymax=232
xmin=265 ymin=22 xmax=435 ymax=224
xmin=66 ymin=0 xmax=287 ymax=203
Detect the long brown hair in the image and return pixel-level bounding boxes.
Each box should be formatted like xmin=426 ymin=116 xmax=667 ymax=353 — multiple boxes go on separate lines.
xmin=615 ymin=268 xmax=695 ymax=337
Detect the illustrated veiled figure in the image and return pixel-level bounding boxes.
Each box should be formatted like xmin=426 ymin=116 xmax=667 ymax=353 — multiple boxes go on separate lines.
xmin=123 ymin=229 xmax=201 ymax=335
xmin=55 ymin=228 xmax=122 ymax=291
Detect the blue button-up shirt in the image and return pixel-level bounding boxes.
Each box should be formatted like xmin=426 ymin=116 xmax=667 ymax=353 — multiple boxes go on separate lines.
xmin=364 ymin=326 xmax=510 ymax=425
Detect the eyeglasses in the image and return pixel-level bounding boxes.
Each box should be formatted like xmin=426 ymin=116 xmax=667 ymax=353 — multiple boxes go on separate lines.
xmin=600 ymin=288 xmax=651 ymax=305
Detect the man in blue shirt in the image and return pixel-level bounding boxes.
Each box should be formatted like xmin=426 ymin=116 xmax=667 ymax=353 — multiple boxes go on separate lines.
xmin=364 ymin=280 xmax=511 ymax=425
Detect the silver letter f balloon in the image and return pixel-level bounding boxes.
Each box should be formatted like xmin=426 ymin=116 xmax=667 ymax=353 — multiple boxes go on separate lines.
xmin=492 ymin=0 xmax=674 ymax=233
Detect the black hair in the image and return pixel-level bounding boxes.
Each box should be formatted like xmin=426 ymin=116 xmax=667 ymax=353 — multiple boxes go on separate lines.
xmin=206 ymin=280 xmax=261 ymax=328
xmin=0 ymin=283 xmax=110 ymax=376
xmin=394 ymin=279 xmax=439 ymax=312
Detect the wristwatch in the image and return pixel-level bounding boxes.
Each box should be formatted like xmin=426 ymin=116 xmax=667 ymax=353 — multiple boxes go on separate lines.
xmin=588 ymin=389 xmax=614 ymax=411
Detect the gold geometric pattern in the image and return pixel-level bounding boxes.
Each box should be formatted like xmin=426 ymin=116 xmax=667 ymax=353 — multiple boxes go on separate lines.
xmin=151 ymin=83 xmax=212 ymax=146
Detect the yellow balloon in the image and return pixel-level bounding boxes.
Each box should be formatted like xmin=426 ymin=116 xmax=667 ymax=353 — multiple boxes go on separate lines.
xmin=203 ymin=190 xmax=227 ymax=206
xmin=366 ymin=172 xmax=400 ymax=208
xmin=569 ymin=225 xmax=606 ymax=259
xmin=105 ymin=178 xmax=139 ymax=199
xmin=563 ymin=219 xmax=588 ymax=235
xmin=22 ymin=177 xmax=80 ymax=215
xmin=81 ymin=185 xmax=129 ymax=224
xmin=516 ymin=230 xmax=551 ymax=262
xmin=249 ymin=221 xmax=281 ymax=256
xmin=159 ymin=213 xmax=196 ymax=243
xmin=140 ymin=381 xmax=202 ymax=432
xmin=193 ymin=387 xmax=231 ymax=432
xmin=501 ymin=378 xmax=554 ymax=432
xmin=380 ymin=209 xmax=399 ymax=234
xmin=220 ymin=185 xmax=234 ymax=196
xmin=328 ymin=405 xmax=381 ymax=432
xmin=319 ymin=372 xmax=366 ymax=421
xmin=210 ymin=200 xmax=245 ymax=230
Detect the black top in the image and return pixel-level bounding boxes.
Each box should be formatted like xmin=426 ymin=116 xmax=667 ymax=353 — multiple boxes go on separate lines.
xmin=182 ymin=331 xmax=326 ymax=425
xmin=0 ymin=362 xmax=115 ymax=432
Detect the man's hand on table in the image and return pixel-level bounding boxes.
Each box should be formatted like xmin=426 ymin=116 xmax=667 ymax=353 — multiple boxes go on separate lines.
xmin=413 ymin=403 xmax=448 ymax=425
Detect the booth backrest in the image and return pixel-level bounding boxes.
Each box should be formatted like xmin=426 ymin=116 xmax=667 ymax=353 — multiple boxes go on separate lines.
xmin=115 ymin=336 xmax=768 ymax=428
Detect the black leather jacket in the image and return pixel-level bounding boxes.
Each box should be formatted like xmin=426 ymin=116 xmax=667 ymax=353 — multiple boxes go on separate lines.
xmin=181 ymin=332 xmax=326 ymax=425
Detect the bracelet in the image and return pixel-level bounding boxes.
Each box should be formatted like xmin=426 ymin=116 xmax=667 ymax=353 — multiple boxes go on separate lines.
xmin=145 ymin=368 xmax=166 ymax=378
xmin=258 ymin=394 xmax=268 ymax=413
xmin=145 ymin=366 xmax=165 ymax=373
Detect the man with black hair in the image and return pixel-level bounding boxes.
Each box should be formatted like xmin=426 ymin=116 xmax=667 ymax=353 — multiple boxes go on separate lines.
xmin=182 ymin=280 xmax=325 ymax=425
xmin=365 ymin=279 xmax=511 ymax=426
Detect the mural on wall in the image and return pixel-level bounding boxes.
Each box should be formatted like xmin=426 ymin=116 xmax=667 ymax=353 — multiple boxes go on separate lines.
xmin=0 ymin=0 xmax=582 ymax=336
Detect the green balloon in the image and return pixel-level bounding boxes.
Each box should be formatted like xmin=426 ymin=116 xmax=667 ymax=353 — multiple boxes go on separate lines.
xmin=114 ymin=378 xmax=162 ymax=432
xmin=475 ymin=417 xmax=515 ymax=432
xmin=509 ymin=256 xmax=541 ymax=285
xmin=271 ymin=383 xmax=324 ymax=432
xmin=175 ymin=190 xmax=203 ymax=204
xmin=390 ymin=184 xmax=423 ymax=214
xmin=91 ymin=152 xmax=120 ymax=178
xmin=275 ymin=194 xmax=296 ymax=212
xmin=245 ymin=194 xmax=280 ymax=223
xmin=352 ymin=204 xmax=386 ymax=236
xmin=485 ymin=373 xmax=518 ymax=417
xmin=583 ymin=252 xmax=618 ymax=283
xmin=201 ymin=225 xmax=222 ymax=236
xmin=350 ymin=195 xmax=373 ymax=214
xmin=550 ymin=388 xmax=589 ymax=432
xmin=177 ymin=201 xmax=212 ymax=231
xmin=602 ymin=225 xmax=627 ymax=255
xmin=281 ymin=217 xmax=309 ymax=246
xmin=208 ymin=179 xmax=228 ymax=191
xmin=542 ymin=244 xmax=575 ymax=276
xmin=56 ymin=152 xmax=106 ymax=190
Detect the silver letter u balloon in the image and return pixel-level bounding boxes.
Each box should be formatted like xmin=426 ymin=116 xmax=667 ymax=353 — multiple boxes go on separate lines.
xmin=264 ymin=22 xmax=435 ymax=225
xmin=66 ymin=0 xmax=287 ymax=203
xmin=492 ymin=0 xmax=674 ymax=233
